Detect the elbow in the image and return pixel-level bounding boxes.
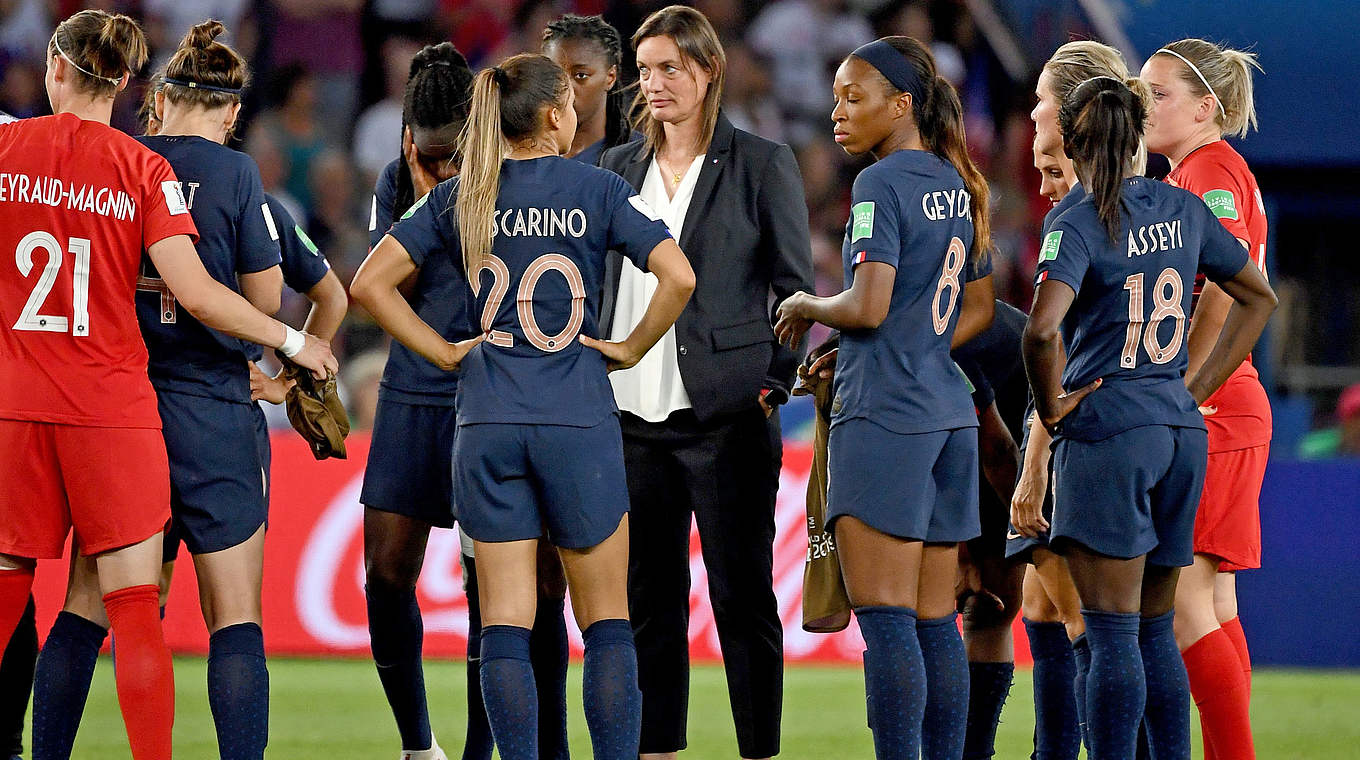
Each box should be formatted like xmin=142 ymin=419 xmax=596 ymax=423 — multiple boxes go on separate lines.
xmin=1022 ymin=322 xmax=1058 ymax=353
xmin=857 ymin=300 xmax=890 ymax=330
xmin=671 ymin=265 xmax=696 ymax=301
xmin=348 ymin=270 xmax=378 ymax=312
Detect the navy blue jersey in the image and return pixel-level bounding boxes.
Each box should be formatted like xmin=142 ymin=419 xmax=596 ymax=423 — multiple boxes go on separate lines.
xmin=369 ymin=158 xmax=472 ymax=405
xmin=1036 ymin=176 xmax=1250 ymax=440
xmin=831 ymin=150 xmax=980 ymax=434
xmin=135 ymin=135 xmax=281 ymax=403
xmin=389 ymin=156 xmax=671 ymax=426
xmin=1043 ymin=182 xmax=1086 ymax=235
xmin=244 ymin=196 xmax=334 ymax=364
xmin=954 ymin=299 xmax=1027 ymax=439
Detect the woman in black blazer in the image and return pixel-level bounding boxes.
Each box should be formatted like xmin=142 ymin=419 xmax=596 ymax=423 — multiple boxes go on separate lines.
xmin=598 ymin=6 xmax=813 ymax=760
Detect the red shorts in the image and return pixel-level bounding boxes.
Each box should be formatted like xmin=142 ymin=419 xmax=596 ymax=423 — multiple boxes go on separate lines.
xmin=0 ymin=419 xmax=170 ymax=559
xmin=1193 ymin=443 xmax=1268 ymax=571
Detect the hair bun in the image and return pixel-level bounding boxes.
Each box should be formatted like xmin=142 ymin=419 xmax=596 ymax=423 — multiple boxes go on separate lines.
xmin=185 ymin=19 xmax=225 ymax=50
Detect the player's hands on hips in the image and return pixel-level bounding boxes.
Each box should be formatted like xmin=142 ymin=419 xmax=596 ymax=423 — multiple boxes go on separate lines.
xmin=578 ymin=334 xmax=643 ymax=372
xmin=1010 ymin=463 xmax=1050 ymax=538
xmin=293 ymin=333 xmax=340 ymax=379
xmin=1037 ymin=378 xmax=1102 ymax=435
xmin=249 ymin=362 xmax=295 ymax=404
xmin=774 ymin=291 xmax=814 ymax=349
xmin=436 ymin=334 xmax=486 ymax=372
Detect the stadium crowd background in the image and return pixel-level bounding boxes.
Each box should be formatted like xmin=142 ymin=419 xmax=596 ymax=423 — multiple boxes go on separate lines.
xmin=0 ymin=0 xmax=1354 ymax=453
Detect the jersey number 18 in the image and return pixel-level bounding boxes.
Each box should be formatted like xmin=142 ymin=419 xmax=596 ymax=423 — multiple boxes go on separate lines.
xmin=1121 ymin=267 xmax=1187 ymax=368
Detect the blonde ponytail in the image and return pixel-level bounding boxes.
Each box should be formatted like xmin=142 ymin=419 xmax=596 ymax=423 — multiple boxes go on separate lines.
xmin=1155 ymin=39 xmax=1262 ymax=139
xmin=456 ymin=67 xmax=507 ymax=292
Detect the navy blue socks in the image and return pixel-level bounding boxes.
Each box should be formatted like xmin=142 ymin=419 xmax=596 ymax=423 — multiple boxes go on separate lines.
xmin=1139 ymin=610 xmax=1190 ymax=759
xmin=208 ymin=622 xmax=269 ymax=760
xmin=856 ymin=606 xmax=925 ymax=760
xmin=919 ymin=612 xmax=970 ymax=758
xmin=582 ymin=618 xmax=642 ymax=760
xmin=531 ymin=595 xmax=570 ymax=760
xmin=963 ymin=660 xmax=1014 ymax=759
xmin=32 ymin=610 xmax=107 ymax=760
xmin=1081 ymin=609 xmax=1144 ymax=760
xmin=480 ymin=625 xmax=538 ymax=760
xmin=366 ymin=582 xmax=433 ymax=752
xmin=1071 ymin=633 xmax=1092 ymax=753
xmin=1023 ymin=618 xmax=1080 ymax=760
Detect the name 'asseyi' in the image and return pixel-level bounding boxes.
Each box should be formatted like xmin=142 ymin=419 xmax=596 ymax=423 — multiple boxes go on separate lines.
xmin=494 ymin=206 xmax=587 ymax=238
xmin=1127 ymin=219 xmax=1184 ymax=258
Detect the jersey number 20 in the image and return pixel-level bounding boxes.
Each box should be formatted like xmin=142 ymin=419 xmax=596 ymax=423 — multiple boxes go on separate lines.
xmin=478 ymin=253 xmax=586 ymax=352
xmin=1121 ymin=267 xmax=1186 ymax=367
xmin=12 ymin=231 xmax=91 ymax=336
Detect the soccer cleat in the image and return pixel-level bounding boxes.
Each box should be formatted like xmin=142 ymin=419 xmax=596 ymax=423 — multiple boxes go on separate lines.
xmin=399 ymin=739 xmax=446 ymax=760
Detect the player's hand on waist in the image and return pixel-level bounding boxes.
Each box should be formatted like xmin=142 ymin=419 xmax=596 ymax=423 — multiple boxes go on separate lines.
xmin=436 ymin=334 xmax=485 ymax=372
xmin=578 ymin=334 xmax=644 ymax=372
xmin=1037 ymin=377 xmax=1102 ymax=435
xmin=249 ymin=362 xmax=294 ymax=405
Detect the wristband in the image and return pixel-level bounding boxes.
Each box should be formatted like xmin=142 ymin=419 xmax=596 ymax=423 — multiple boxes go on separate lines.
xmin=279 ymin=325 xmax=306 ymax=358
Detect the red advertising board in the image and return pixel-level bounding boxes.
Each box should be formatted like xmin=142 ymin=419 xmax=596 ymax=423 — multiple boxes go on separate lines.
xmin=31 ymin=431 xmax=1031 ymax=665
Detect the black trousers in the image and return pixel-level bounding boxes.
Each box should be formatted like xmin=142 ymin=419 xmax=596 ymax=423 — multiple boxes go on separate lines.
xmin=622 ymin=407 xmax=784 ymax=758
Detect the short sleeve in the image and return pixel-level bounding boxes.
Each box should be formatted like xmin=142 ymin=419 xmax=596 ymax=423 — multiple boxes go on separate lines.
xmin=369 ymin=159 xmax=399 ymax=250
xmin=388 ymin=180 xmax=456 ymax=269
xmin=846 ymin=169 xmax=901 ymax=270
xmin=1196 ymin=201 xmax=1251 ymax=285
xmin=957 ymin=357 xmax=994 ymax=411
xmin=1175 ymin=160 xmax=1250 ymax=244
xmin=1033 ymin=221 xmax=1090 ymax=294
xmin=269 ymin=199 xmax=331 ymax=293
xmin=965 ymin=246 xmax=993 ymax=282
xmin=235 ymin=156 xmax=283 ymax=274
xmin=605 ymin=175 xmax=671 ymax=272
xmin=139 ymin=153 xmax=198 ymax=248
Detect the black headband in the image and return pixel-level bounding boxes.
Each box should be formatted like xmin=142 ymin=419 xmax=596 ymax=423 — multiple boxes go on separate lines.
xmin=851 ymin=40 xmax=925 ymax=105
xmin=163 ymin=76 xmax=242 ymax=95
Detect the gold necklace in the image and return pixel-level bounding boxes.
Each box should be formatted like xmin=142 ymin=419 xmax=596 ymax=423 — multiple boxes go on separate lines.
xmin=660 ymin=155 xmax=688 ymax=186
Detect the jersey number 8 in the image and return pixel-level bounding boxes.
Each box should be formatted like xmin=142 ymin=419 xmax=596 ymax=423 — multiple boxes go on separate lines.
xmin=932 ymin=237 xmax=967 ymax=336
xmin=1121 ymin=267 xmax=1186 ymax=368
xmin=478 ymin=253 xmax=586 ymax=352
xmin=12 ymin=231 xmax=91 ymax=337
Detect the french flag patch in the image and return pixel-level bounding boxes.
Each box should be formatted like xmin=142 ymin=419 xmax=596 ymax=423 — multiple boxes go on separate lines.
xmin=1035 ymin=270 xmax=1049 ymax=286
xmin=852 ymin=251 xmax=869 ymax=266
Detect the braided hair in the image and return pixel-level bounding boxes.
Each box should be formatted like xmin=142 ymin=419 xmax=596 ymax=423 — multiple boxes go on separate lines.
xmin=392 ymin=42 xmax=473 ymax=224
xmin=542 ymin=14 xmax=631 ymax=152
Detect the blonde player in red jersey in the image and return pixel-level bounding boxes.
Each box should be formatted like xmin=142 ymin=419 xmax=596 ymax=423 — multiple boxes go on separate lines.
xmin=0 ymin=10 xmax=336 ymax=760
xmin=1143 ymin=38 xmax=1267 ymax=760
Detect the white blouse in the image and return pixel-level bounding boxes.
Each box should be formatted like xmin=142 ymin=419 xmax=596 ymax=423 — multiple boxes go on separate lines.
xmin=608 ymin=153 xmax=706 ymax=422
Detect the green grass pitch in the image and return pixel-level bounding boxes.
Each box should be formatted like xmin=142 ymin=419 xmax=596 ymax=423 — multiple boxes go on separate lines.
xmin=48 ymin=657 xmax=1360 ymax=758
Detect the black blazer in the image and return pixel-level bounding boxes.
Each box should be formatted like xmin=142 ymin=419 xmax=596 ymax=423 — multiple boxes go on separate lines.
xmin=600 ymin=113 xmax=814 ymax=423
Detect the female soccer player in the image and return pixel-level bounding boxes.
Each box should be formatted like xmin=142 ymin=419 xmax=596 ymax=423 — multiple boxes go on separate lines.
xmin=542 ymin=14 xmax=635 ymax=166
xmin=1023 ymin=76 xmax=1275 ymax=760
xmin=1142 ymin=39 xmax=1268 ymax=760
xmin=0 ymin=11 xmax=333 ymax=760
xmin=1013 ymin=40 xmax=1142 ymax=759
xmin=352 ymin=53 xmax=694 ymax=760
xmin=775 ymin=35 xmax=995 ymax=760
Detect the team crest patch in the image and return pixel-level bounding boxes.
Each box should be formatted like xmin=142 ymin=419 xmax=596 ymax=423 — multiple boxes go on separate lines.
xmin=295 ymin=225 xmax=320 ymax=255
xmin=628 ymin=195 xmax=662 ymax=222
xmin=954 ymin=362 xmax=975 ymax=393
xmin=401 ymin=191 xmax=430 ymax=220
xmin=161 ymin=181 xmax=188 ymax=216
xmin=1203 ymin=189 xmax=1238 ymax=221
xmin=1039 ymin=230 xmax=1062 ymax=262
xmin=850 ymin=201 xmax=875 ymax=243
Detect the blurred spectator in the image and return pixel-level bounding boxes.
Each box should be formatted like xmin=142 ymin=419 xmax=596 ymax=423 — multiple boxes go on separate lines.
xmin=144 ymin=0 xmax=254 ymax=70
xmin=305 ymin=149 xmax=368 ymax=285
xmin=353 ymin=36 xmax=422 ymax=182
xmin=339 ymin=348 xmax=390 ymax=432
xmin=438 ymin=0 xmax=512 ymax=67
xmin=0 ymin=0 xmax=51 ymax=66
xmin=1298 ymin=384 xmax=1360 ymax=458
xmin=267 ymin=0 xmax=365 ymax=141
xmin=748 ymin=0 xmax=872 ymax=145
xmin=254 ymin=64 xmax=331 ymax=210
xmin=723 ymin=42 xmax=785 ymax=143
xmin=246 ymin=126 xmax=305 ymax=223
xmin=0 ymin=59 xmax=44 ymax=118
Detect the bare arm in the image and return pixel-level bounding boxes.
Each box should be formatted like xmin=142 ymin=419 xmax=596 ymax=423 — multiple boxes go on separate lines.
xmin=773 ymin=261 xmax=895 ymax=347
xmin=350 ymin=234 xmax=482 ymax=371
xmin=148 ymin=235 xmax=336 ymax=377
xmin=580 ymin=239 xmax=695 ymax=370
xmin=301 ymin=269 xmax=349 ymax=341
xmin=951 ymin=274 xmax=996 ymax=349
xmin=1011 ymin=413 xmax=1053 ymax=537
xmin=1185 ymin=260 xmax=1277 ymax=405
xmin=238 ymin=265 xmax=283 ymax=315
xmin=978 ymin=401 xmax=1020 ymax=504
xmin=1022 ymin=280 xmax=1101 ymax=434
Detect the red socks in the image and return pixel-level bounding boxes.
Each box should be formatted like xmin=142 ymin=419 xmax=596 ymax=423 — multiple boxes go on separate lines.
xmin=103 ymin=584 xmax=175 ymax=760
xmin=0 ymin=566 xmax=34 ymax=653
xmin=1219 ymin=615 xmax=1252 ymax=696
xmin=1183 ymin=628 xmax=1254 ymax=760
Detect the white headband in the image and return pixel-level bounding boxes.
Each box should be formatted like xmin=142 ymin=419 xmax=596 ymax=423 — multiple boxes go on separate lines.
xmin=53 ymin=35 xmax=123 ymax=86
xmin=1155 ymin=48 xmax=1225 ymax=118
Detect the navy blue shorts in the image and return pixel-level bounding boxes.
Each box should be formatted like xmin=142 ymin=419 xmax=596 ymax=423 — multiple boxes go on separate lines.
xmin=1005 ymin=449 xmax=1055 ymax=563
xmin=158 ymin=390 xmax=268 ymax=556
xmin=164 ymin=404 xmax=270 ymax=563
xmin=454 ymin=416 xmax=629 ymax=549
xmin=826 ymin=419 xmax=980 ymax=542
xmin=360 ymin=399 xmax=459 ymax=529
xmin=1050 ymin=425 xmax=1207 ymax=567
